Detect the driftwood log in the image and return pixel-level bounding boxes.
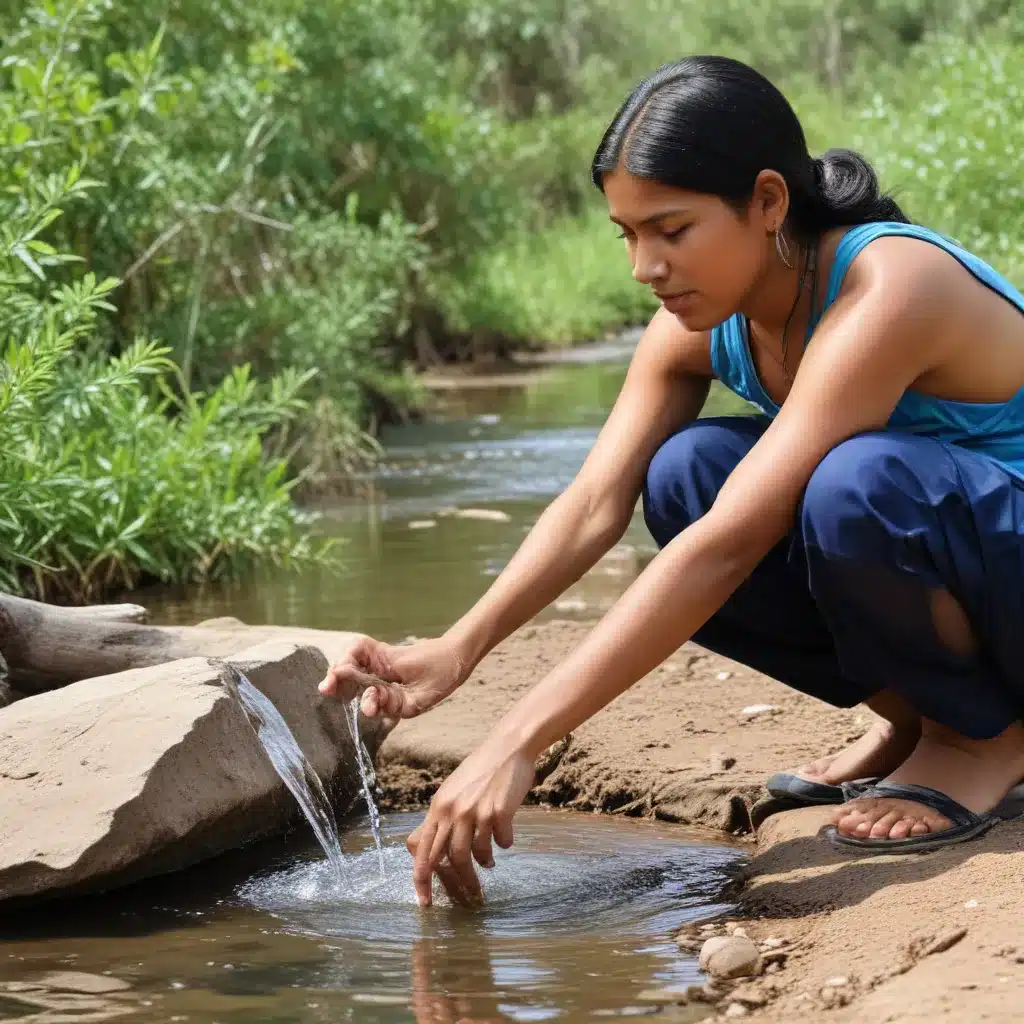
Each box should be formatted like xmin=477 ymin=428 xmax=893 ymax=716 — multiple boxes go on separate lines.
xmin=0 ymin=594 xmax=354 ymax=699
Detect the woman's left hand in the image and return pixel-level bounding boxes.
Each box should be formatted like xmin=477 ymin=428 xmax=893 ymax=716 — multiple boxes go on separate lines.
xmin=406 ymin=737 xmax=537 ymax=907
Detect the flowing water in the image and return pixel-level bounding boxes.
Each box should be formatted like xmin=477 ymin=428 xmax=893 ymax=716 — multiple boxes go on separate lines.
xmin=0 ymin=340 xmax=753 ymax=1022
xmin=229 ymin=663 xmax=349 ymax=882
xmin=0 ymin=811 xmax=742 ymax=1023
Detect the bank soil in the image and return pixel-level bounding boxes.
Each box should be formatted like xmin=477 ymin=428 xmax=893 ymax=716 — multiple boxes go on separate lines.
xmin=378 ymin=620 xmax=1024 ymax=1023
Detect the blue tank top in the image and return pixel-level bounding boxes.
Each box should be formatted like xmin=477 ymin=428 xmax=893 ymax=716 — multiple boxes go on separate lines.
xmin=710 ymin=221 xmax=1024 ymax=479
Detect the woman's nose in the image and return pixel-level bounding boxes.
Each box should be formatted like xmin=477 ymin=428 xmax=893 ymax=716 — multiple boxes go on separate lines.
xmin=631 ymin=242 xmax=668 ymax=285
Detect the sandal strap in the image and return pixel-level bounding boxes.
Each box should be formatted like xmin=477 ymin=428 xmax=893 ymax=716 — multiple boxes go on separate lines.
xmin=855 ymin=782 xmax=986 ymax=827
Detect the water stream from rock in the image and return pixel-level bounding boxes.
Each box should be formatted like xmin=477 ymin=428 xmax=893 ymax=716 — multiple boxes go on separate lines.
xmin=231 ymin=664 xmax=349 ymax=881
xmin=346 ymin=697 xmax=387 ymax=878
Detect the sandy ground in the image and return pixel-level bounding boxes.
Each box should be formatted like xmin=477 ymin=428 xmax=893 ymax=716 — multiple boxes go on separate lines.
xmin=378 ymin=619 xmax=1024 ymax=1023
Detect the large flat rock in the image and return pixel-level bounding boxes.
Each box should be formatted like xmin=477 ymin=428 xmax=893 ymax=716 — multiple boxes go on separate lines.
xmin=0 ymin=640 xmax=385 ymax=909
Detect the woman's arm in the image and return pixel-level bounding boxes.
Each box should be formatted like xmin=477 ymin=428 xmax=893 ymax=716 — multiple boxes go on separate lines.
xmin=409 ymin=242 xmax=949 ymax=906
xmin=443 ymin=307 xmax=713 ymax=674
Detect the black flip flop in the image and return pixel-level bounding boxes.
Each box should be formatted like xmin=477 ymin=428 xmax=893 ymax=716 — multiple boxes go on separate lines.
xmin=765 ymin=771 xmax=880 ymax=806
xmin=822 ymin=781 xmax=998 ymax=854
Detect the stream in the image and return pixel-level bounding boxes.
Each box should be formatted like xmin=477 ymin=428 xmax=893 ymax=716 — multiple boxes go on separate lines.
xmin=0 ymin=340 xmax=752 ymax=1023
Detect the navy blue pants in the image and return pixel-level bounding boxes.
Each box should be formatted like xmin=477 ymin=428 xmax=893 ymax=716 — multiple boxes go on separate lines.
xmin=642 ymin=416 xmax=1024 ymax=740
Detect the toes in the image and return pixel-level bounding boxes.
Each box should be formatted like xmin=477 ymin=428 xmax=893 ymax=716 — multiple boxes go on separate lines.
xmin=910 ymin=820 xmax=931 ymax=836
xmin=868 ymin=806 xmax=901 ymax=839
xmin=888 ymin=816 xmax=916 ymax=840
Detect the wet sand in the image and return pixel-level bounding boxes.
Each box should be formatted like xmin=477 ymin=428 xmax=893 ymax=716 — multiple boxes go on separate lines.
xmin=378 ymin=619 xmax=1024 ymax=1023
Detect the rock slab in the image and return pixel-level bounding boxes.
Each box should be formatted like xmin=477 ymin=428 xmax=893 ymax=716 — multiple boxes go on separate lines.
xmin=0 ymin=640 xmax=385 ymax=909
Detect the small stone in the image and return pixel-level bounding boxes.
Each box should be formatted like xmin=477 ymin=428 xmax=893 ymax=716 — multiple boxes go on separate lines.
xmin=407 ymin=520 xmax=437 ymax=530
xmin=725 ymin=1004 xmax=748 ymax=1018
xmin=453 ymin=508 xmax=511 ymax=522
xmin=716 ymin=671 xmax=733 ymax=681
xmin=965 ymin=899 xmax=979 ymax=908
xmin=766 ymin=962 xmax=781 ymax=974
xmin=36 ymin=972 xmax=131 ymax=994
xmin=635 ymin=987 xmax=689 ymax=1004
xmin=699 ymin=936 xmax=761 ymax=979
xmin=761 ymin=937 xmax=786 ymax=950
xmin=741 ymin=704 xmax=778 ymax=716
xmin=823 ymin=976 xmax=849 ymax=988
xmin=709 ymin=752 xmax=737 ymax=772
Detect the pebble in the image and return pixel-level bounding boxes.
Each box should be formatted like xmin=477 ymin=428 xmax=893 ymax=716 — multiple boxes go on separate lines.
xmin=635 ymin=987 xmax=689 ymax=1004
xmin=724 ymin=1004 xmax=748 ymax=1018
xmin=965 ymin=899 xmax=979 ymax=908
xmin=407 ymin=520 xmax=436 ymax=530
xmin=823 ymin=976 xmax=849 ymax=988
xmin=709 ymin=752 xmax=737 ymax=772
xmin=741 ymin=704 xmax=778 ymax=716
xmin=35 ymin=972 xmax=131 ymax=994
xmin=761 ymin=937 xmax=786 ymax=950
xmin=716 ymin=671 xmax=732 ymax=681
xmin=699 ymin=936 xmax=761 ymax=979
xmin=453 ymin=508 xmax=511 ymax=522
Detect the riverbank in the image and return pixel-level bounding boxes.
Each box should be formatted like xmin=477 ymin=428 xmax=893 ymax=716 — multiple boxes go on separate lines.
xmin=377 ymin=616 xmax=1024 ymax=1023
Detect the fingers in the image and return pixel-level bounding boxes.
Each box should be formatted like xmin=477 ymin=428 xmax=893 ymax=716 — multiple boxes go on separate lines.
xmin=318 ymin=637 xmax=396 ymax=701
xmin=471 ymin=818 xmax=495 ymax=870
xmin=409 ymin=811 xmax=488 ymax=908
xmin=492 ymin=813 xmax=515 ymax=850
xmin=360 ymin=680 xmax=410 ymax=719
xmin=412 ymin=818 xmax=442 ymax=907
xmin=446 ymin=818 xmax=483 ymax=906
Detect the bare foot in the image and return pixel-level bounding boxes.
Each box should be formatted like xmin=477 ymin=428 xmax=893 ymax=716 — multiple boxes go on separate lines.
xmin=792 ymin=717 xmax=920 ymax=786
xmin=831 ymin=720 xmax=1024 ymax=841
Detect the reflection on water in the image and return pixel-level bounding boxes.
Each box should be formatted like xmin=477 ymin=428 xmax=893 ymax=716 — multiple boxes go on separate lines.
xmin=0 ymin=810 xmax=742 ymax=1023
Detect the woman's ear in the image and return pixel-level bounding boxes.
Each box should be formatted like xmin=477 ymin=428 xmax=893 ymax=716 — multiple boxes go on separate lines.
xmin=752 ymin=169 xmax=790 ymax=232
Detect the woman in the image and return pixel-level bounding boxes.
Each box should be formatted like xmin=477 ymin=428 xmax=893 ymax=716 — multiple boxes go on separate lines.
xmin=321 ymin=55 xmax=1024 ymax=906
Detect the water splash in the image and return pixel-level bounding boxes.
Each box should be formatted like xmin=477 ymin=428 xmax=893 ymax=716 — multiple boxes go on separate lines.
xmin=224 ymin=663 xmax=347 ymax=882
xmin=346 ymin=698 xmax=386 ymax=879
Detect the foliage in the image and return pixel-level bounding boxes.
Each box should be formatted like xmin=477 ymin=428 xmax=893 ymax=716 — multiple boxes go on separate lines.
xmin=0 ymin=147 xmax=332 ymax=603
xmin=847 ymin=33 xmax=1024 ymax=280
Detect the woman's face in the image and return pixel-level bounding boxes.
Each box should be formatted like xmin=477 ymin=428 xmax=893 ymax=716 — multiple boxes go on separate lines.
xmin=603 ymin=169 xmax=774 ymax=331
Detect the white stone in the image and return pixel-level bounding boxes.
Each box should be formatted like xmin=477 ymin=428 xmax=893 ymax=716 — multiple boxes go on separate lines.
xmin=823 ymin=976 xmax=850 ymax=988
xmin=453 ymin=508 xmax=511 ymax=522
xmin=699 ymin=936 xmax=761 ymax=979
xmin=741 ymin=704 xmax=778 ymax=716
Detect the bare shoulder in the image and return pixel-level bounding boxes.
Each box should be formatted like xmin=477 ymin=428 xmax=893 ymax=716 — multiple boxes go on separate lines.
xmin=839 ymin=233 xmax=966 ymax=309
xmin=630 ymin=306 xmax=714 ymax=379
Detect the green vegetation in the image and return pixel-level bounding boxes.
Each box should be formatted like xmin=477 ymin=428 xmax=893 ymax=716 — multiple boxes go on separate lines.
xmin=1 ymin=0 xmax=1022 ymax=599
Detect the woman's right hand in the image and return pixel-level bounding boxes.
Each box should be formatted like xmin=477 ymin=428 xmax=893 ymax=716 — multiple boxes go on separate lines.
xmin=318 ymin=634 xmax=469 ymax=720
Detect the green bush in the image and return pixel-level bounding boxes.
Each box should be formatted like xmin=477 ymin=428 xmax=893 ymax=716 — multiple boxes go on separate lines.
xmin=847 ymin=32 xmax=1024 ymax=281
xmin=441 ymin=205 xmax=657 ymax=347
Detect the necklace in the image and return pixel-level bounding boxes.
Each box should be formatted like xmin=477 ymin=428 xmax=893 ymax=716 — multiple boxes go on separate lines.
xmin=747 ymin=239 xmax=820 ymax=386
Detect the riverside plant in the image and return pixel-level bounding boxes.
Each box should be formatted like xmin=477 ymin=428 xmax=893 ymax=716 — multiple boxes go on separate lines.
xmin=0 ymin=161 xmax=334 ymax=603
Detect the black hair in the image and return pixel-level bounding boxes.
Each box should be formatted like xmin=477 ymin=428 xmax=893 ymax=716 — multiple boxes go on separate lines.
xmin=592 ymin=55 xmax=908 ymax=241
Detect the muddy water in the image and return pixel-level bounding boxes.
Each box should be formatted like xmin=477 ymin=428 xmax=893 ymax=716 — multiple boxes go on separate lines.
xmin=0 ymin=810 xmax=742 ymax=1023
xmin=141 ymin=343 xmax=749 ymax=640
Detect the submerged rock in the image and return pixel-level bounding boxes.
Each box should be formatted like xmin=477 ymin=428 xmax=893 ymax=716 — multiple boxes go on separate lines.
xmin=0 ymin=640 xmax=387 ymax=908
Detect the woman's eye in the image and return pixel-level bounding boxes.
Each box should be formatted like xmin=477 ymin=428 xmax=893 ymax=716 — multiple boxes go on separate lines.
xmin=664 ymin=225 xmax=689 ymax=240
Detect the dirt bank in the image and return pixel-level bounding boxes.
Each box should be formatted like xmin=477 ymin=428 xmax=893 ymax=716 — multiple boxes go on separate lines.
xmin=377 ymin=619 xmax=1024 ymax=1023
